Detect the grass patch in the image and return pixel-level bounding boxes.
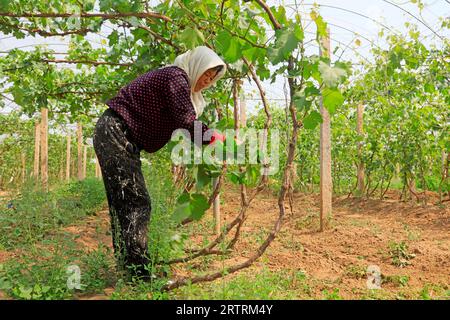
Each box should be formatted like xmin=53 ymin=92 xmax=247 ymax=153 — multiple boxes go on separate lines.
xmin=418 ymin=283 xmax=450 ymax=300
xmin=171 ymin=268 xmax=311 ymax=299
xmin=109 ymin=278 xmax=170 ymax=300
xmin=0 ymin=178 xmax=106 ymax=250
xmin=294 ymin=211 xmax=319 ymax=230
xmin=402 ymin=223 xmax=421 ymax=241
xmin=345 ymin=264 xmax=367 ymax=279
xmin=0 ymin=241 xmax=115 ymax=300
xmin=322 ymin=288 xmax=343 ymax=300
xmin=382 ymin=274 xmax=410 ymax=287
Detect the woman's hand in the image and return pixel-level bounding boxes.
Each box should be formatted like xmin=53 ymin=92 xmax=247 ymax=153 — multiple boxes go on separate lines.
xmin=209 ymin=131 xmax=226 ymax=145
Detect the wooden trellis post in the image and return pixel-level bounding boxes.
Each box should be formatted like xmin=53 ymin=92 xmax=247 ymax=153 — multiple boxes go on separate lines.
xmin=59 ymin=156 xmax=64 ymax=181
xmin=97 ymin=160 xmax=102 ymax=178
xmin=66 ymin=134 xmax=71 ymax=182
xmin=40 ymin=108 xmax=48 ymax=192
xmin=97 ymin=157 xmax=102 ymax=178
xmin=234 ymin=80 xmax=241 ymax=133
xmin=33 ymin=122 xmax=41 ymax=180
xmin=441 ymin=151 xmax=448 ymax=201
xmin=95 ymin=155 xmax=100 ymax=178
xmin=211 ymin=80 xmax=236 ymax=235
xmin=213 ymin=177 xmax=221 ymax=235
xmin=77 ymin=123 xmax=83 ymax=181
xmin=319 ymin=29 xmax=332 ymax=232
xmin=83 ymin=145 xmax=87 ymax=179
xmin=71 ymin=156 xmax=76 ymax=179
xmin=442 ymin=151 xmax=446 ymax=181
xmin=357 ymin=103 xmax=365 ymax=196
xmin=240 ymin=91 xmax=247 ymax=128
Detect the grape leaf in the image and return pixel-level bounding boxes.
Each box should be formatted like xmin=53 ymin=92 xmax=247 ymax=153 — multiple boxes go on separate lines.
xmin=303 ymin=111 xmax=323 ymax=130
xmin=322 ymin=88 xmax=344 ymax=114
xmin=318 ymin=61 xmax=347 ymax=88
xmin=179 ymin=27 xmax=205 ymax=49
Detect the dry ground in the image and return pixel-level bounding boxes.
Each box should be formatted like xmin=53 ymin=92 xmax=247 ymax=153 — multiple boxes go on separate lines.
xmin=0 ymin=187 xmax=448 ymax=299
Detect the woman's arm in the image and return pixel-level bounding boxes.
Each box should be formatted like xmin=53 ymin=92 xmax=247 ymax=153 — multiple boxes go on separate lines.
xmin=166 ymin=74 xmax=212 ymax=146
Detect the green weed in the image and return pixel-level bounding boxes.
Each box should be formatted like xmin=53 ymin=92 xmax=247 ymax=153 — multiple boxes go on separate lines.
xmin=0 ymin=178 xmax=106 ymax=249
xmin=345 ymin=264 xmax=366 ymax=279
xmin=382 ymin=274 xmax=410 ymax=287
xmin=172 ymin=268 xmax=310 ymax=300
xmin=388 ymin=241 xmax=416 ymax=267
xmin=0 ymin=240 xmax=117 ymax=300
xmin=322 ymin=288 xmax=343 ymax=300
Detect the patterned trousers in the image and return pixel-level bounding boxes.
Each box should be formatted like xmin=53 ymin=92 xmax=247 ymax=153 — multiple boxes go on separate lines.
xmin=93 ymin=108 xmax=151 ymax=277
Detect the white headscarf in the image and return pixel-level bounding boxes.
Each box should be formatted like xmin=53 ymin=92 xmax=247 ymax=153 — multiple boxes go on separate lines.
xmin=167 ymin=46 xmax=226 ymax=117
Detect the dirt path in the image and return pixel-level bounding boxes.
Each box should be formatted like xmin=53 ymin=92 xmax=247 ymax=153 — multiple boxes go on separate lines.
xmin=174 ymin=188 xmax=449 ymax=299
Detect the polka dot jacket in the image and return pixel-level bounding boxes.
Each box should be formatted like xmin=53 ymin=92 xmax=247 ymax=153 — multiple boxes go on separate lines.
xmin=106 ymin=66 xmax=211 ymax=153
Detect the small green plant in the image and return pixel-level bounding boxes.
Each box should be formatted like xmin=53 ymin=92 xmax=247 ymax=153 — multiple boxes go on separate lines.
xmin=322 ymin=288 xmax=343 ymax=300
xmin=295 ymin=212 xmax=319 ymax=230
xmin=0 ymin=238 xmax=120 ymax=300
xmin=110 ymin=278 xmax=170 ymax=300
xmin=79 ymin=245 xmax=116 ymax=294
xmin=360 ymin=289 xmax=391 ymax=300
xmin=388 ymin=241 xmax=416 ymax=267
xmin=418 ymin=284 xmax=450 ymax=300
xmin=11 ymin=284 xmax=53 ymax=300
xmin=402 ymin=223 xmax=421 ymax=241
xmin=382 ymin=274 xmax=410 ymax=287
xmin=345 ymin=264 xmax=366 ymax=279
xmin=0 ymin=253 xmax=77 ymax=300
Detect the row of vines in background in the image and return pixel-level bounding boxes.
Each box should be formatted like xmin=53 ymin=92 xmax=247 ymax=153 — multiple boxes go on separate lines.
xmin=0 ymin=1 xmax=447 ymax=203
xmin=248 ymin=26 xmax=449 ymax=203
xmin=345 ymin=30 xmax=449 ymax=203
xmin=0 ymin=112 xmax=99 ymax=189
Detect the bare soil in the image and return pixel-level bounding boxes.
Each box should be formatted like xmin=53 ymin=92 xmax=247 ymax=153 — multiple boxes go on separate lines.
xmin=174 ymin=187 xmax=449 ymax=299
xmin=0 ymin=187 xmax=448 ymax=300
